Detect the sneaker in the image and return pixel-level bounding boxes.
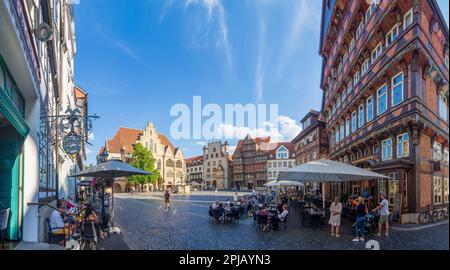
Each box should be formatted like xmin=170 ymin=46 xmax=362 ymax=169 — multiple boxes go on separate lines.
xmin=352 ymin=238 xmax=359 ymax=242
xmin=360 ymin=237 xmax=364 ymax=241
xmin=336 ymin=234 xmax=341 ymax=238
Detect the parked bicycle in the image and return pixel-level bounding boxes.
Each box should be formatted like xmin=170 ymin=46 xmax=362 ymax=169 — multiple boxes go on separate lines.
xmin=418 ymin=204 xmax=442 ymax=224
xmin=437 ymin=203 xmax=449 ymax=220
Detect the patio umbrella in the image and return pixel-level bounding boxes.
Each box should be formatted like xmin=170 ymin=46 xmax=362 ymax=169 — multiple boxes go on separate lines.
xmin=69 ymin=159 xmax=152 ymax=226
xmin=277 ymin=159 xmax=389 ymax=209
xmin=264 ymin=180 xmax=304 ymax=187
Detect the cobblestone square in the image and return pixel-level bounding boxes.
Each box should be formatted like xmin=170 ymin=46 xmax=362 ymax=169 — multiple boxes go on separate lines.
xmin=114 ymin=192 xmax=449 ymax=250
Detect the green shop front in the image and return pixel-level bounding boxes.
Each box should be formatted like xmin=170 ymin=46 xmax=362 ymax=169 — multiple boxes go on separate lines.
xmin=0 ymin=55 xmax=29 ymax=241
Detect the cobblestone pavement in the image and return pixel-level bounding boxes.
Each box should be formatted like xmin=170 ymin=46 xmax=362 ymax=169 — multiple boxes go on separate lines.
xmin=114 ymin=192 xmax=449 ymax=250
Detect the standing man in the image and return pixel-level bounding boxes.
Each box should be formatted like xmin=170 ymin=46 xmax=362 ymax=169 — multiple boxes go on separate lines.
xmin=372 ymin=194 xmax=390 ymax=237
xmin=164 ymin=189 xmax=171 ymax=211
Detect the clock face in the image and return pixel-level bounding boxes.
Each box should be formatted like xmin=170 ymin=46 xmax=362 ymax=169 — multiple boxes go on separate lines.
xmin=63 ymin=134 xmax=82 ymax=155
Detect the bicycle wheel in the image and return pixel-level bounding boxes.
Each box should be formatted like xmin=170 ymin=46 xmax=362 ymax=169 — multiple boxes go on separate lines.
xmin=432 ymin=211 xmax=439 ymax=222
xmin=418 ymin=212 xmax=429 ymax=224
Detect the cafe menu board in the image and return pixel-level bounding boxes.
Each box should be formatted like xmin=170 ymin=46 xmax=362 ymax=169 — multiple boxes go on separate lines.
xmin=392 ymin=194 xmax=403 ymax=223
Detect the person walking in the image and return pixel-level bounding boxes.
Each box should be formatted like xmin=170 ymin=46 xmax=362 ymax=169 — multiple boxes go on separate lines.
xmin=353 ymin=196 xmax=368 ymax=242
xmin=372 ymin=194 xmax=390 ymax=237
xmin=329 ymin=196 xmax=342 ymax=237
xmin=164 ymin=190 xmax=171 ymax=211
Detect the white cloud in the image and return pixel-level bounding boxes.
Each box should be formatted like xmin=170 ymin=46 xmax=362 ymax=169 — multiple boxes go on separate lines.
xmin=195 ymin=141 xmax=206 ymax=146
xmin=163 ymin=0 xmax=232 ymax=70
xmin=86 ymin=148 xmax=93 ymax=154
xmin=216 ymin=115 xmax=301 ymax=143
xmin=277 ymin=0 xmax=321 ymax=77
xmin=88 ymin=132 xmax=95 ymax=141
xmin=255 ymin=18 xmax=267 ymax=103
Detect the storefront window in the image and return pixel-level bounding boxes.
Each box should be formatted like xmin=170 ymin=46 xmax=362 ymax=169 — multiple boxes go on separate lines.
xmin=444 ymin=178 xmax=449 ymax=204
xmin=403 ymin=172 xmax=408 ymax=207
xmin=388 ymin=172 xmax=399 ymax=205
xmin=434 ymin=176 xmax=443 ymax=204
xmin=433 ymin=141 xmax=442 ymax=161
xmin=378 ymin=179 xmax=387 ymax=197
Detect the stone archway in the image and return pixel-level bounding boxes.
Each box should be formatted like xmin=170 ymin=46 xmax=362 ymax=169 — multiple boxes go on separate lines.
xmin=113 ymin=183 xmax=123 ymax=193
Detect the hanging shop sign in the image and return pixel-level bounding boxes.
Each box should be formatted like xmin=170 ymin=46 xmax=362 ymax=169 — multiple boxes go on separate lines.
xmin=63 ymin=133 xmax=82 ymax=155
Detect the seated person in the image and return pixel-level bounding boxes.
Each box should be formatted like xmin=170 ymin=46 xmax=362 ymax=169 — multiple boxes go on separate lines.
xmin=212 ymin=200 xmax=220 ymax=209
xmin=272 ymin=204 xmax=289 ymax=224
xmin=225 ymin=199 xmax=232 ymax=208
xmin=217 ymin=203 xmax=225 ymax=217
xmin=66 ymin=196 xmax=77 ymax=210
xmin=84 ymin=205 xmax=106 ymax=239
xmin=49 ymin=202 xmax=74 ymax=244
xmin=255 ymin=205 xmax=270 ymax=232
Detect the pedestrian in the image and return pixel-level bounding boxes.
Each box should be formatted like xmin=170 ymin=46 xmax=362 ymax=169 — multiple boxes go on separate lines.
xmin=164 ymin=190 xmax=171 ymax=210
xmin=329 ymin=196 xmax=342 ymax=237
xmin=233 ymin=192 xmax=238 ymax=202
xmin=372 ymin=193 xmax=390 ymax=237
xmin=353 ymin=196 xmax=368 ymax=242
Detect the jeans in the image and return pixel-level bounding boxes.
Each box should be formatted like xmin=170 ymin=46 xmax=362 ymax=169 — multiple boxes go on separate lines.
xmin=354 ymin=216 xmax=366 ymax=237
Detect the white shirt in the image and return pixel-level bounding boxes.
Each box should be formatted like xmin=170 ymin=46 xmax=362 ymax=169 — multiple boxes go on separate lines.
xmin=50 ymin=210 xmax=65 ymax=232
xmin=380 ymin=199 xmax=389 ymax=216
xmin=278 ymin=210 xmax=289 ymax=221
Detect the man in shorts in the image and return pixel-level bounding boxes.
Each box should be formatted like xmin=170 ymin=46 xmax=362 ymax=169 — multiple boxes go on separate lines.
xmin=372 ymin=194 xmax=389 ymax=237
xmin=164 ymin=190 xmax=171 ymax=211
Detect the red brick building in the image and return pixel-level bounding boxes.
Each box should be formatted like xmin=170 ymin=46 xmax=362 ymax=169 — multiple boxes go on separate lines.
xmin=320 ymin=0 xmax=449 ymax=221
xmin=292 ymin=110 xmax=329 ymax=165
xmin=231 ymin=136 xmax=271 ymax=189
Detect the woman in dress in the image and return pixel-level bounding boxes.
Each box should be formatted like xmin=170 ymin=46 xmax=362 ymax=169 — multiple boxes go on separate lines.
xmin=329 ymin=196 xmax=343 ymax=237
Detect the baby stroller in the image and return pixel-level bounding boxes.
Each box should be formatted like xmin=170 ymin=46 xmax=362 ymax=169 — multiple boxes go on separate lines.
xmin=352 ymin=211 xmax=380 ymax=238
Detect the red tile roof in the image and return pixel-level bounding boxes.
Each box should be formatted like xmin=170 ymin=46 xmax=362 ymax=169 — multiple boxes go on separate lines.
xmin=265 ymin=142 xmax=295 ymax=156
xmin=235 ymin=135 xmax=271 ymax=152
xmin=158 ymin=134 xmax=175 ymax=153
xmin=186 ymin=155 xmax=203 ymax=166
xmin=106 ymin=127 xmax=143 ymax=154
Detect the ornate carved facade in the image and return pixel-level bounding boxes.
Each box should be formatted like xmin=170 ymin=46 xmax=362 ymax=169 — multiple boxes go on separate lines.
xmin=320 ymin=0 xmax=449 ymax=218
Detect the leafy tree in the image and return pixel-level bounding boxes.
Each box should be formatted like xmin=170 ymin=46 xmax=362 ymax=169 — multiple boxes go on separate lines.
xmin=128 ymin=143 xmax=160 ymax=191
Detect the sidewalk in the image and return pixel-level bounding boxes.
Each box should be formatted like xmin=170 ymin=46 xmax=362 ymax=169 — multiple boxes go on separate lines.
xmin=97 ymin=228 xmax=130 ymax=250
xmin=391 ymin=220 xmax=449 ymax=231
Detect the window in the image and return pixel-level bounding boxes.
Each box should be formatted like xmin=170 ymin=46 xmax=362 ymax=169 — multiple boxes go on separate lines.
xmin=403 ymin=8 xmax=413 ymax=29
xmin=371 ymin=42 xmax=383 ymax=63
xmin=349 ymin=37 xmax=355 ymax=51
xmin=335 ymin=128 xmax=340 ymax=143
xmin=444 ymin=148 xmax=449 ymax=165
xmin=439 ymin=94 xmax=448 ymax=122
xmin=340 ymin=122 xmax=345 ymax=139
xmin=378 ymin=179 xmax=387 ymax=197
xmin=358 ymin=104 xmax=365 ymax=129
xmin=338 ymin=62 xmax=343 ymax=74
xmin=444 ymin=178 xmax=449 ymax=203
xmin=268 ymin=171 xmax=272 ymax=178
xmin=342 ymin=88 xmax=347 ymax=101
xmin=336 ymin=94 xmax=341 ymax=108
xmin=347 ymin=81 xmax=353 ymax=95
xmin=382 ymin=138 xmax=393 ymax=161
xmin=367 ymin=96 xmax=374 ymax=122
xmin=392 ymin=72 xmax=404 ymax=106
xmin=434 ymin=176 xmax=443 ymax=204
xmin=331 ymin=103 xmax=336 ymax=114
xmin=268 ymin=162 xmax=272 ymax=168
xmin=361 ymin=59 xmax=370 ymax=75
xmin=374 ymin=144 xmax=380 ymax=157
xmin=397 ymin=133 xmax=409 ymax=158
xmin=356 ymin=21 xmax=364 ymax=39
xmin=433 ymin=141 xmax=442 ymax=161
xmin=343 ymin=51 xmax=349 ymax=63
xmin=351 ymin=111 xmax=357 ymax=133
xmin=377 ymin=84 xmax=387 ymax=115
xmin=353 ymin=71 xmax=360 ymax=86
xmin=388 ymin=172 xmax=400 ymax=205
xmin=386 ymin=24 xmax=399 ymax=46
xmin=345 ymin=117 xmax=350 ymax=137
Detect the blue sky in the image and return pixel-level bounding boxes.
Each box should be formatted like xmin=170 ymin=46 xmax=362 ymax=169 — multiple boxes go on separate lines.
xmin=74 ymin=0 xmax=449 ymax=165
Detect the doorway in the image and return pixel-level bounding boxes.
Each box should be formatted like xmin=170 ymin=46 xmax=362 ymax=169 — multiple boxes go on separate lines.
xmin=0 ymin=115 xmax=22 ymax=241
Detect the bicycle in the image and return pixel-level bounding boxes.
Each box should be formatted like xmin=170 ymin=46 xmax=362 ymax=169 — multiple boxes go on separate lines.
xmin=418 ymin=204 xmax=439 ymax=224
xmin=437 ymin=203 xmax=449 ymax=220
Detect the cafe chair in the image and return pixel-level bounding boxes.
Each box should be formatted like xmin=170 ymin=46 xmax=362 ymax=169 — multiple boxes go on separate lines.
xmin=81 ymin=222 xmax=98 ymax=250
xmin=0 ymin=208 xmax=10 ymax=248
xmin=46 ymin=218 xmax=66 ymax=246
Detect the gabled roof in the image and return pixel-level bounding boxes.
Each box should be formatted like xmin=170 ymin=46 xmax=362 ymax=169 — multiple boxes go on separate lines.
xmin=158 ymin=134 xmax=175 ymax=153
xmin=105 ymin=127 xmax=143 ymax=154
xmin=235 ymin=135 xmax=271 ymax=152
xmin=186 ymin=155 xmax=203 ymax=166
xmin=266 ymin=142 xmax=295 ymax=158
xmin=74 ymin=85 xmax=87 ymax=99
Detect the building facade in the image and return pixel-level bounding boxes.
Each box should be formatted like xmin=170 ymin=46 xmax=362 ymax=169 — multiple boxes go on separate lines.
xmin=1 ymin=0 xmax=85 ymax=243
xmin=266 ymin=143 xmax=296 ymax=182
xmin=292 ymin=110 xmax=329 ymax=165
xmin=320 ymin=0 xmax=449 ymax=221
xmin=231 ymin=136 xmax=271 ymax=190
xmin=186 ymin=155 xmax=203 ymax=188
xmin=138 ymin=122 xmax=186 ymax=190
xmin=202 ymin=140 xmax=231 ymax=190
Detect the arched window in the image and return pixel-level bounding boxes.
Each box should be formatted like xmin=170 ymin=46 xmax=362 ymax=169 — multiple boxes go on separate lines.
xmin=176 ymin=160 xmax=182 ymax=168
xmin=166 ymin=159 xmax=174 ymax=167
